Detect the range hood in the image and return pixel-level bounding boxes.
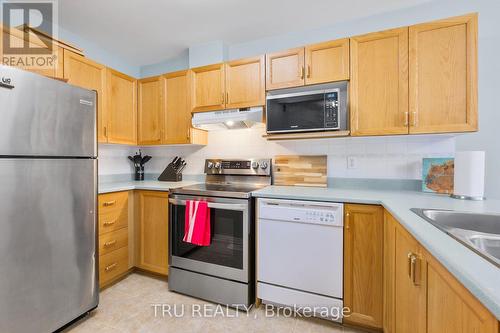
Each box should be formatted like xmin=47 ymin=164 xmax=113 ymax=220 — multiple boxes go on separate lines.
xmin=192 ymin=107 xmax=264 ymax=131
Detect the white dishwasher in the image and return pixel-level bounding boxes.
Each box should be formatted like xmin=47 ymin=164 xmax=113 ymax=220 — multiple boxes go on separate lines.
xmin=257 ymin=198 xmax=344 ymax=322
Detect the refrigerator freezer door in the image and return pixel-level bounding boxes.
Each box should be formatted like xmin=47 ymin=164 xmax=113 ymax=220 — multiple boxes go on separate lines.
xmin=0 ymin=65 xmax=96 ymax=157
xmin=0 ymin=158 xmax=98 ymax=333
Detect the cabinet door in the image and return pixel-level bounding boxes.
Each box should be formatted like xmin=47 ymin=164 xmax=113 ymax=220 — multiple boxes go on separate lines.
xmin=265 ymin=47 xmax=305 ymax=90
xmin=426 ymin=252 xmax=498 ymax=333
xmin=409 ymin=13 xmax=478 ymax=134
xmin=350 ymin=28 xmax=409 ymax=136
xmin=106 ymin=68 xmax=137 ymax=144
xmin=137 ymin=76 xmax=163 ymax=145
xmin=344 ymin=204 xmax=384 ymax=329
xmin=305 ymin=39 xmax=349 ymax=85
xmin=63 ymin=50 xmax=107 ymax=143
xmin=164 ymin=70 xmax=191 ymax=144
xmin=190 ymin=63 xmax=225 ymax=112
xmin=394 ymin=224 xmax=426 ymax=333
xmin=225 ymin=56 xmax=265 ymax=109
xmin=136 ymin=191 xmax=169 ymax=275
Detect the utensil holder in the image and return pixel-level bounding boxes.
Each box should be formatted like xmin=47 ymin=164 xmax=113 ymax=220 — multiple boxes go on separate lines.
xmin=134 ymin=165 xmax=144 ymax=181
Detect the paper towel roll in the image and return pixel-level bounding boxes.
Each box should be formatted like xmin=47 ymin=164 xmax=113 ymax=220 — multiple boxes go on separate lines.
xmin=453 ymin=151 xmax=486 ymax=199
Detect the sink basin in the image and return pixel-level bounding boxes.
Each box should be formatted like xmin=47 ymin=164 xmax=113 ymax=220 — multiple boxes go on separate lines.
xmin=411 ymin=208 xmax=500 ymax=267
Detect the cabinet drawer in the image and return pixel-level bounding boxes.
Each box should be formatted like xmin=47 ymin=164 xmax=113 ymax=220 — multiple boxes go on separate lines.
xmin=98 ymin=191 xmax=128 ymax=215
xmin=99 ymin=227 xmax=128 ymax=256
xmin=99 ymin=246 xmax=128 ymax=286
xmin=99 ymin=210 xmax=128 ymax=235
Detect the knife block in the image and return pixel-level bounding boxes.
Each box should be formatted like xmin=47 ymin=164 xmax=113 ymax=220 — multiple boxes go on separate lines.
xmin=158 ymin=163 xmax=183 ymax=182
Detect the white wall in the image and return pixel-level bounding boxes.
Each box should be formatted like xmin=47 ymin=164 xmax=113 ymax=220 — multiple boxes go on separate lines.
xmin=98 ymin=144 xmax=136 ymax=176
xmin=99 ymin=129 xmax=455 ymax=181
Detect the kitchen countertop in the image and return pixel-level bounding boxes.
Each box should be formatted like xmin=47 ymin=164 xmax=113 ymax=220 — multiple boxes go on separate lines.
xmin=98 ymin=180 xmax=200 ymax=194
xmin=98 ymin=179 xmax=500 ymax=319
xmin=252 ymin=186 xmax=500 ymax=320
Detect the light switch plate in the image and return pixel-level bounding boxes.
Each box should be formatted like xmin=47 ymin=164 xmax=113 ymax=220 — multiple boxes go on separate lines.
xmin=347 ymin=156 xmax=358 ymax=169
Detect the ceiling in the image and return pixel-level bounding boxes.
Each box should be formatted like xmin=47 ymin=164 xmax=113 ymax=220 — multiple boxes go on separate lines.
xmin=59 ymin=0 xmax=431 ymax=68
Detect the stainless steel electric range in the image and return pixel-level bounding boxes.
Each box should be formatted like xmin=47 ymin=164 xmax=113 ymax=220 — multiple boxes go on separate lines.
xmin=168 ymin=158 xmax=272 ymax=308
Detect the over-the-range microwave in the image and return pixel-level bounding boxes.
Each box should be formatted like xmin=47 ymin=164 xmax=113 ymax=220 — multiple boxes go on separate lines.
xmin=266 ymin=82 xmax=349 ymax=134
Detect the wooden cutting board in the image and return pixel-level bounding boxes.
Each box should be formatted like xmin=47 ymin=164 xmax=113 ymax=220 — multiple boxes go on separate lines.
xmin=273 ymin=155 xmax=327 ymax=187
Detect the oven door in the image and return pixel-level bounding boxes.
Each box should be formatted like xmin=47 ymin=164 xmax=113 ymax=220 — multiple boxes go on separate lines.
xmin=169 ymin=195 xmax=250 ymax=283
xmin=266 ymin=90 xmax=326 ymax=133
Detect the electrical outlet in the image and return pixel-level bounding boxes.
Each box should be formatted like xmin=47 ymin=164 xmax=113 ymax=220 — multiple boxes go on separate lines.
xmin=347 ymin=156 xmax=358 ymax=169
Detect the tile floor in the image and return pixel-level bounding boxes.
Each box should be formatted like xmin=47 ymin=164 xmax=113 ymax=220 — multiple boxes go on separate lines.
xmin=65 ymin=273 xmax=365 ymax=333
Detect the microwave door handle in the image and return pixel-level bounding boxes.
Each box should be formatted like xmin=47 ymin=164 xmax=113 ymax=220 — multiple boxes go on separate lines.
xmin=169 ymin=198 xmax=247 ymax=211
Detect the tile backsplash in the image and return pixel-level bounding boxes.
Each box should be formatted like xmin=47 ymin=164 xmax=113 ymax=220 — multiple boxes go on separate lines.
xmin=98 ymin=127 xmax=456 ymax=180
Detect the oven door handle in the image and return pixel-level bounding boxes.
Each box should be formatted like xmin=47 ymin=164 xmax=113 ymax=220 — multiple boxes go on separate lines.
xmin=169 ymin=198 xmax=247 ymax=211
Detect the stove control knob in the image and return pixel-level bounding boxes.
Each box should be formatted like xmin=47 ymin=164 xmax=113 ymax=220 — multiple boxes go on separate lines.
xmin=214 ymin=162 xmax=221 ymax=169
xmin=260 ymin=161 xmax=268 ymax=169
xmin=207 ymin=161 xmax=214 ymax=169
xmin=251 ymin=161 xmax=259 ymax=169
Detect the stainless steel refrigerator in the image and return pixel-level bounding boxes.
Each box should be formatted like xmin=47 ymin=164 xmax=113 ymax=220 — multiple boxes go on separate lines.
xmin=0 ymin=65 xmax=98 ymax=333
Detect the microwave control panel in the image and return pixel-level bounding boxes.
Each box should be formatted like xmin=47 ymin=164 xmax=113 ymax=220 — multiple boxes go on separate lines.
xmin=325 ymin=92 xmax=339 ymax=129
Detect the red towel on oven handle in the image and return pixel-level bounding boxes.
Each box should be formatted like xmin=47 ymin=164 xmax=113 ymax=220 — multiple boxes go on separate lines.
xmin=183 ymin=200 xmax=211 ymax=246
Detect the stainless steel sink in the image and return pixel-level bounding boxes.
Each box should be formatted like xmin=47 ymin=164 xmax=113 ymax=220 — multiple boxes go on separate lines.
xmin=411 ymin=208 xmax=500 ymax=267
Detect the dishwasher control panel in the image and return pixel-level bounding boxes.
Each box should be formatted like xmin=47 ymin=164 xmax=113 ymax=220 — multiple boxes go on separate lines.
xmin=258 ymin=198 xmax=343 ymax=226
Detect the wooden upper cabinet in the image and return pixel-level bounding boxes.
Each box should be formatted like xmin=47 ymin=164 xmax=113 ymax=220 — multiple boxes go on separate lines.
xmin=137 ymin=76 xmax=163 ymax=145
xmin=305 ymin=38 xmax=349 ymax=85
xmin=63 ymin=50 xmax=107 ymax=142
xmin=136 ymin=191 xmax=169 ymax=275
xmin=225 ymin=56 xmax=265 ymax=108
xmin=266 ymin=47 xmax=305 ymax=90
xmin=350 ymin=28 xmax=409 ymax=136
xmin=344 ymin=204 xmax=384 ymax=330
xmin=190 ymin=63 xmax=225 ymax=112
xmin=409 ymin=13 xmax=478 ymax=134
xmin=164 ymin=70 xmax=191 ymax=144
xmin=394 ymin=222 xmax=426 ymax=333
xmin=106 ymin=68 xmax=137 ymax=145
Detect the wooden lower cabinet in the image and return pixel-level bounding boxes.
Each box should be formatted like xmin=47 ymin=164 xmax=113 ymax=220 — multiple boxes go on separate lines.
xmin=393 ymin=216 xmax=427 ymax=333
xmin=98 ymin=191 xmax=130 ymax=288
xmin=385 ymin=211 xmax=499 ymax=333
xmin=426 ymin=253 xmax=498 ymax=333
xmin=99 ymin=246 xmax=129 ymax=287
xmin=343 ymin=204 xmax=384 ymax=330
xmin=135 ymin=191 xmax=169 ymax=275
